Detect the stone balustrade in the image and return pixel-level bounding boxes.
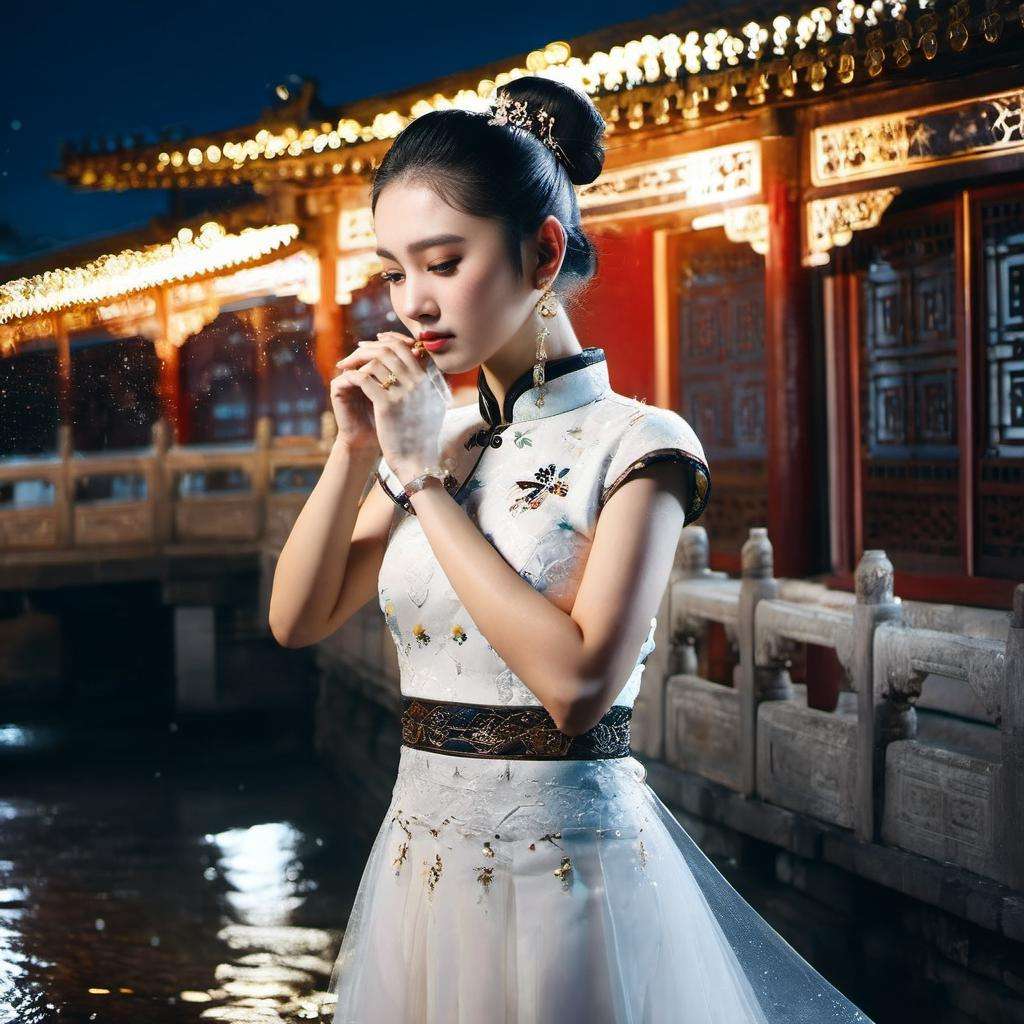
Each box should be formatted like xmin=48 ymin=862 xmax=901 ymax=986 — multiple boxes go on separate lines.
xmin=630 ymin=525 xmax=1023 ymax=893
xmin=0 ymin=414 xmax=335 ymax=562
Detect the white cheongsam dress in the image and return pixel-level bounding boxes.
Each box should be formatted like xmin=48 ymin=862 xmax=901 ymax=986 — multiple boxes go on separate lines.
xmin=329 ymin=347 xmax=874 ymax=1024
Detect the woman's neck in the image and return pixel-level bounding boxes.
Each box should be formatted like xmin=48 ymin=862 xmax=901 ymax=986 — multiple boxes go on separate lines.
xmin=480 ymin=307 xmax=582 ymax=414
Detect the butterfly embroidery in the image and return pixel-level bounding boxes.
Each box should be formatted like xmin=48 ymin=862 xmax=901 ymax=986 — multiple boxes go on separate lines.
xmin=508 ymin=463 xmax=570 ymax=515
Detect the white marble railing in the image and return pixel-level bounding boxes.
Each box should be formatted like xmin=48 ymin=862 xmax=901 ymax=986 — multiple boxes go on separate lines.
xmin=635 ymin=525 xmax=1023 ymax=891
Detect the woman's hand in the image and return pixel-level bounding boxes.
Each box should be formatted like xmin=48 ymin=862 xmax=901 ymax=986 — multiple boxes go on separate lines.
xmin=330 ymin=343 xmax=384 ymax=456
xmin=334 ymin=332 xmax=446 ymax=482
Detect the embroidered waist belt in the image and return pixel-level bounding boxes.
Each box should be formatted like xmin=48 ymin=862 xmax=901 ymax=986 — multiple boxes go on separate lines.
xmin=400 ymin=696 xmax=632 ymax=760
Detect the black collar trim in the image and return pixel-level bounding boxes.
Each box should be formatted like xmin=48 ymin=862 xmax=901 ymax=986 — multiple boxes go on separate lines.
xmin=476 ymin=347 xmax=607 ymax=429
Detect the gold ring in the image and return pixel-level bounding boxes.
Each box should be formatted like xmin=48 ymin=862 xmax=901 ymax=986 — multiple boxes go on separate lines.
xmin=380 ymin=370 xmax=400 ymax=390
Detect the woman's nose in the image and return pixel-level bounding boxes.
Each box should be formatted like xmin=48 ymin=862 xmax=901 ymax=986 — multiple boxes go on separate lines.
xmin=400 ymin=282 xmax=438 ymax=321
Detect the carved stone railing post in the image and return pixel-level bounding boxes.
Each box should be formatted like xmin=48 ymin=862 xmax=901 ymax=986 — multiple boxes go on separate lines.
xmin=854 ymin=550 xmax=906 ymax=842
xmin=671 ymin=525 xmax=718 ymax=677
xmin=738 ymin=527 xmax=783 ymax=797
xmin=56 ymin=423 xmax=73 ymax=547
xmin=255 ymin=415 xmax=273 ymax=539
xmin=1001 ymin=584 xmax=1024 ymax=890
xmin=152 ymin=418 xmax=173 ymax=544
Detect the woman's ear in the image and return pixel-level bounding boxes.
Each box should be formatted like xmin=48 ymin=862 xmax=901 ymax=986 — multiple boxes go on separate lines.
xmin=534 ymin=216 xmax=566 ymax=288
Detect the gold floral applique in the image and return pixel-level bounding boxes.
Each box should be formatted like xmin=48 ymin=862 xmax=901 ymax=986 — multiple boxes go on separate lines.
xmin=553 ymin=856 xmax=573 ymax=890
xmin=481 ymin=841 xmax=495 ymax=859
xmin=393 ymin=840 xmax=409 ymax=874
xmin=476 ymin=865 xmax=494 ymax=889
xmin=412 ymin=623 xmax=430 ymax=646
xmin=451 ymin=624 xmax=467 ymax=645
xmin=424 ymin=853 xmax=443 ymax=897
xmin=391 ymin=810 xmax=413 ymax=875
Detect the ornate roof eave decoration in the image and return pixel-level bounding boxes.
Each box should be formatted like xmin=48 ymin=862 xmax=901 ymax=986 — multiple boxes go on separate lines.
xmin=59 ymin=0 xmax=1024 ymax=192
xmin=0 ymin=221 xmax=302 ymax=326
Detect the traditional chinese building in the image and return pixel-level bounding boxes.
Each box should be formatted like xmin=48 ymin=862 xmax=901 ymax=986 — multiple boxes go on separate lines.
xmin=2 ymin=9 xmax=1024 ymax=1019
xmin=4 ymin=3 xmax=1023 ymax=603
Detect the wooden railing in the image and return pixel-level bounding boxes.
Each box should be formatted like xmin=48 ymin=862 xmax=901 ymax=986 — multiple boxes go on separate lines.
xmin=0 ymin=415 xmax=337 ymax=558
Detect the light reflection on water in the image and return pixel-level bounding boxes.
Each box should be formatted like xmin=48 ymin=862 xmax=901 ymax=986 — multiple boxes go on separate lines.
xmin=0 ymin=721 xmax=371 ymax=1023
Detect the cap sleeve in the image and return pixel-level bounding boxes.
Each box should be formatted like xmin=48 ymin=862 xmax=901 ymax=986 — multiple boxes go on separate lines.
xmin=599 ymin=406 xmax=711 ymax=525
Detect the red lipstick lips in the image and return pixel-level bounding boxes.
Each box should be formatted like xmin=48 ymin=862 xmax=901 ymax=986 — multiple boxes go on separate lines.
xmin=418 ymin=331 xmax=453 ymax=352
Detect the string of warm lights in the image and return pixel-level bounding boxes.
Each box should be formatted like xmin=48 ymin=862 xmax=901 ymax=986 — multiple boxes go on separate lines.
xmin=61 ymin=0 xmax=1021 ymax=190
xmin=0 ymin=222 xmax=300 ymax=325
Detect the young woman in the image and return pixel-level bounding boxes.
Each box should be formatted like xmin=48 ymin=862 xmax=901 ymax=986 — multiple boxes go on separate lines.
xmin=269 ymin=77 xmax=875 ymax=1024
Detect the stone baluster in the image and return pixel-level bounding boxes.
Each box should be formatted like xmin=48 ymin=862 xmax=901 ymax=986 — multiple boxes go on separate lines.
xmin=152 ymin=417 xmax=173 ymax=544
xmin=854 ymin=549 xmax=905 ymax=843
xmin=255 ymin=415 xmax=273 ymax=539
xmin=738 ymin=527 xmax=787 ymax=797
xmin=671 ymin=525 xmax=716 ymax=678
xmin=1001 ymin=584 xmax=1024 ymax=890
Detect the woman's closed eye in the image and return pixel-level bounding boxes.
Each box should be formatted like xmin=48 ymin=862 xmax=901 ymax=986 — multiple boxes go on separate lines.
xmin=380 ymin=258 xmax=460 ymax=285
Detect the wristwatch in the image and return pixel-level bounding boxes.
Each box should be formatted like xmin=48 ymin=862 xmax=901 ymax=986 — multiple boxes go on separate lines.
xmin=401 ymin=462 xmax=455 ymax=497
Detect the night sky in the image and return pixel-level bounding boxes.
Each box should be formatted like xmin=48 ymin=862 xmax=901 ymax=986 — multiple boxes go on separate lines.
xmin=0 ymin=0 xmax=683 ymax=269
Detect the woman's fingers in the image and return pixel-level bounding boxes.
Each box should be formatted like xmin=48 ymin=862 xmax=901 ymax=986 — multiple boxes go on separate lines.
xmin=355 ymin=347 xmax=410 ymax=389
xmin=370 ymin=333 xmax=426 ymax=375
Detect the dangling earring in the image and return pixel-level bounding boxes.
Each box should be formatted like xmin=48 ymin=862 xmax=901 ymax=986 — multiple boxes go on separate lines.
xmin=533 ymin=284 xmax=558 ymax=408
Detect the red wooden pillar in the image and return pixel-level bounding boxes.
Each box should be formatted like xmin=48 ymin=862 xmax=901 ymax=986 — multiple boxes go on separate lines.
xmin=313 ymin=201 xmax=344 ymax=386
xmin=154 ymin=287 xmax=184 ymax=443
xmin=763 ymin=139 xmax=814 ymax=580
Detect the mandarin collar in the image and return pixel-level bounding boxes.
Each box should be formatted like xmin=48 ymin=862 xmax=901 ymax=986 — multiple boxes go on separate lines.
xmin=476 ymin=347 xmax=610 ymax=428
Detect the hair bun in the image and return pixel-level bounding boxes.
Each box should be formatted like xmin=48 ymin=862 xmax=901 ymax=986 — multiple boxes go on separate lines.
xmin=493 ymin=77 xmax=606 ymax=186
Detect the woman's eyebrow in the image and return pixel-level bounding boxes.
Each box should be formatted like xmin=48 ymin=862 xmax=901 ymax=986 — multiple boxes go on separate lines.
xmin=375 ymin=233 xmax=467 ymax=260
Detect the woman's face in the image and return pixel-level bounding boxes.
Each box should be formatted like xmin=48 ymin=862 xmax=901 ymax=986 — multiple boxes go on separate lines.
xmin=373 ymin=178 xmax=538 ymax=374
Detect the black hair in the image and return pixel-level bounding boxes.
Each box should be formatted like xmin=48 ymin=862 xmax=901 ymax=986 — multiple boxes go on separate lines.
xmin=370 ymin=76 xmax=606 ymax=312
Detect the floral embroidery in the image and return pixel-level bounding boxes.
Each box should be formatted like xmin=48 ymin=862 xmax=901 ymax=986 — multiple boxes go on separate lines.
xmin=513 ymin=428 xmax=535 ymax=448
xmin=451 ymin=624 xmax=467 ymax=645
xmin=507 ymin=463 xmax=570 ymax=515
xmin=481 ymin=841 xmax=495 ymax=859
xmin=391 ymin=810 xmax=412 ymax=875
xmin=393 ymin=840 xmax=409 ymax=874
xmin=381 ymin=590 xmax=413 ymax=657
xmin=557 ymin=516 xmax=573 ymax=531
xmin=424 ymin=853 xmax=443 ymax=897
xmin=553 ymin=856 xmax=573 ymax=890
xmin=412 ymin=623 xmax=430 ymax=646
xmin=476 ymin=865 xmax=494 ymax=889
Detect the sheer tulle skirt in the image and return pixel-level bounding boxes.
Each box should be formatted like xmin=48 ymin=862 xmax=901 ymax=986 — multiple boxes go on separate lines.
xmin=329 ymin=745 xmax=874 ymax=1024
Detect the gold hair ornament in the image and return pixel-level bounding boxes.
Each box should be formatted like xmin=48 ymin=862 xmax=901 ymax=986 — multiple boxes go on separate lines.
xmin=487 ymin=92 xmax=574 ymax=173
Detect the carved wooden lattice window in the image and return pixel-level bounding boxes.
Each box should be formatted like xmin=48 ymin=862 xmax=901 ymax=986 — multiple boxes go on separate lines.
xmin=853 ymin=206 xmax=960 ymax=575
xmin=182 ymin=311 xmax=257 ymax=444
xmin=841 ymin=187 xmax=1024 ymax=592
xmin=977 ymin=196 xmax=1024 ymax=580
xmin=674 ymin=233 xmax=767 ymax=551
xmin=0 ymin=338 xmax=59 ymax=458
xmin=70 ymin=332 xmax=161 ymax=453
xmin=261 ymin=297 xmax=325 ymax=438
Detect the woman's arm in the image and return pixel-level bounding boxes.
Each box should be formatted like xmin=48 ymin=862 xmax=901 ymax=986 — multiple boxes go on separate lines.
xmin=268 ymin=441 xmax=392 ymax=648
xmin=402 ymin=461 xmax=689 ymax=735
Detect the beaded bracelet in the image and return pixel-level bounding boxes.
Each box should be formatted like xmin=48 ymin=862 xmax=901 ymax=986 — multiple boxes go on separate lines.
xmin=401 ymin=464 xmax=454 ymax=497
